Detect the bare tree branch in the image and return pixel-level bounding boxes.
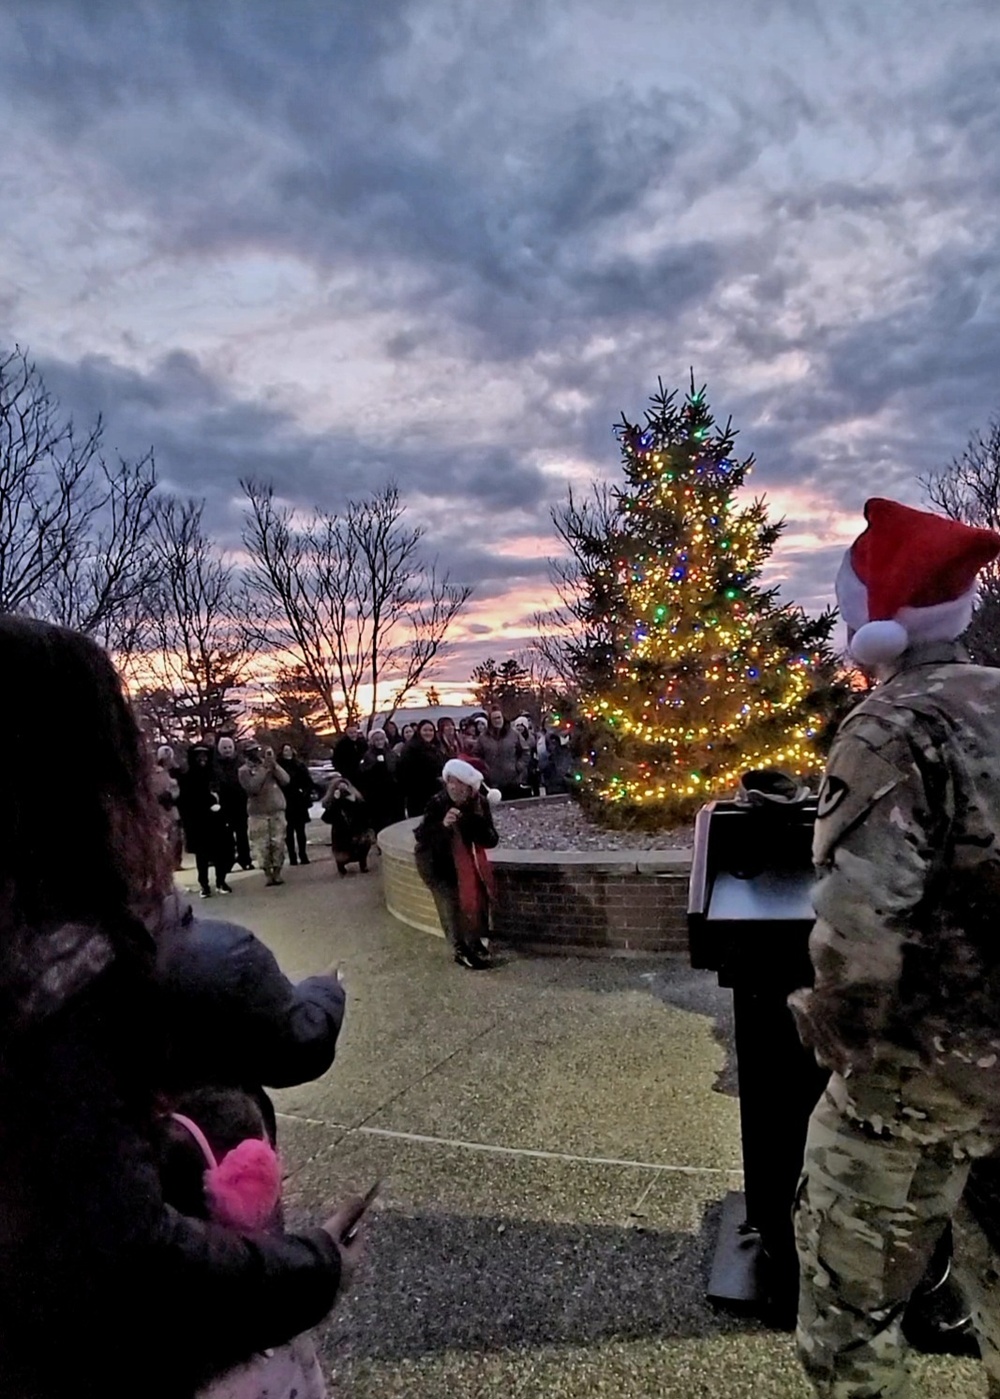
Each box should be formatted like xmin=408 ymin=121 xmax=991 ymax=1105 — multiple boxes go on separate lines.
xmin=139 ymin=497 xmax=255 ymax=737
xmin=0 ymin=345 xmax=160 ymax=661
xmin=241 ymin=480 xmax=471 ymax=731
xmin=921 ymin=421 xmax=1000 ymax=666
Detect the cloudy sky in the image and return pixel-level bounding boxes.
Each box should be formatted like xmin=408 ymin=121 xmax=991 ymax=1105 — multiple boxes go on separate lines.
xmin=3 ymin=0 xmax=1000 ymax=692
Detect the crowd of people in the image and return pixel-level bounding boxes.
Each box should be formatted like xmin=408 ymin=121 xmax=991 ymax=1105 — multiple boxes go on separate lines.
xmin=152 ymin=738 xmax=319 ymax=898
xmin=335 ymin=708 xmax=574 ymax=819
xmin=152 ymin=711 xmax=575 ymax=901
xmin=3 ymin=490 xmax=1000 ymax=1399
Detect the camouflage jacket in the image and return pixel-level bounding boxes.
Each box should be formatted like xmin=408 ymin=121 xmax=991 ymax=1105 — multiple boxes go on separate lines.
xmin=789 ymin=641 xmax=1000 ymax=1110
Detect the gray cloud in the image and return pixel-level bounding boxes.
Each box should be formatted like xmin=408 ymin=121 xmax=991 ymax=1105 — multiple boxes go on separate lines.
xmin=32 ymin=347 xmax=557 ymax=551
xmin=4 ymin=0 xmax=1000 ymax=670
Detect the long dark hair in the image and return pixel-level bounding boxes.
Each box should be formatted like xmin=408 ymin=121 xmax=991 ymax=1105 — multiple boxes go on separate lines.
xmin=0 ymin=616 xmax=171 ymax=937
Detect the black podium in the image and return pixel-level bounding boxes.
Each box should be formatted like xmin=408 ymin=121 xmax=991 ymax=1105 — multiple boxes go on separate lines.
xmin=688 ymin=797 xmax=827 ymax=1322
xmin=688 ymin=798 xmax=976 ymax=1348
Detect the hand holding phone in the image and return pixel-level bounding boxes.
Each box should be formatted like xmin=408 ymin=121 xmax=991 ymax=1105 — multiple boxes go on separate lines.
xmin=322 ymin=1180 xmax=380 ymax=1291
xmin=340 ymin=1179 xmax=380 ymax=1243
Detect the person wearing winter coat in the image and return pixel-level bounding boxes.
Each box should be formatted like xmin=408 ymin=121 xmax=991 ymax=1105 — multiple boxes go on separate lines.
xmin=414 ymin=757 xmax=500 ymax=969
xmin=0 ymin=616 xmax=362 ymax=1399
xmin=436 ymin=715 xmax=461 ymax=759
xmin=279 ymin=744 xmax=315 ymax=866
xmin=331 ymin=722 xmax=368 ymax=787
xmin=155 ymin=893 xmax=346 ymax=1115
xmin=456 ymin=718 xmax=480 ymax=756
xmin=473 ymin=710 xmax=528 ymax=800
xmin=215 ymin=736 xmax=253 ymax=871
xmin=321 ymin=775 xmax=373 ymax=876
xmin=238 ymin=745 xmax=290 ymax=886
xmin=392 ymin=722 xmax=415 ymax=756
xmin=540 ymin=731 xmax=575 ymax=794
xmin=156 ymin=1085 xmax=329 ymax=1399
xmin=177 ymin=744 xmax=235 ymax=899
xmin=357 ymin=729 xmax=404 ymax=835
xmin=152 ymin=744 xmax=184 ymax=871
xmin=154 ymin=896 xmax=350 ymax=1398
xmin=396 ymin=720 xmax=445 ymax=818
xmin=513 ymin=715 xmax=541 ymax=796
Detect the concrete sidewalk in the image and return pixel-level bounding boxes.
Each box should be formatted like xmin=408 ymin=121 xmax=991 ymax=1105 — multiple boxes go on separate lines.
xmin=196 ymin=830 xmax=988 ymax=1398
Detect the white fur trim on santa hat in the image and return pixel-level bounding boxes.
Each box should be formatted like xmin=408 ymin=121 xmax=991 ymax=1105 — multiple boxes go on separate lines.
xmin=442 ymin=758 xmax=502 ymax=805
xmin=836 ymin=554 xmax=978 ymax=664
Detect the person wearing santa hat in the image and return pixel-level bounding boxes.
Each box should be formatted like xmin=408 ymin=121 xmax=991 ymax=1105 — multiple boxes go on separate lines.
xmin=789 ymin=498 xmax=1000 ymax=1398
xmin=413 ymin=758 xmax=501 ymax=969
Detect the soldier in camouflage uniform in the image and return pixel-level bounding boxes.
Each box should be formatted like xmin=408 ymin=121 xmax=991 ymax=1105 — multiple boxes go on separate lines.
xmin=790 ymin=498 xmax=1000 ymax=1399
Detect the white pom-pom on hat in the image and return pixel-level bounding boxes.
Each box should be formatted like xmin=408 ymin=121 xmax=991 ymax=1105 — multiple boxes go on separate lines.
xmin=847 ymin=619 xmax=909 ymax=667
xmin=484 ymin=786 xmax=502 ymax=806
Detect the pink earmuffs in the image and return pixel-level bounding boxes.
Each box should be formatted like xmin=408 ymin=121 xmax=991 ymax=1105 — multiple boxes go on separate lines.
xmin=171 ymin=1112 xmax=282 ymax=1232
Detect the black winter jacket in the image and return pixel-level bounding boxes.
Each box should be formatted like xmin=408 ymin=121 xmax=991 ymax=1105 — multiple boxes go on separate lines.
xmin=357 ymin=749 xmax=404 ymax=832
xmin=331 ymin=735 xmax=368 ymax=785
xmin=396 ymin=737 xmax=445 ymax=819
xmin=0 ymin=906 xmax=344 ymax=1399
xmin=413 ymin=790 xmax=499 ymax=888
xmin=280 ymin=757 xmax=316 ymax=823
xmin=156 ymin=904 xmax=346 ymax=1092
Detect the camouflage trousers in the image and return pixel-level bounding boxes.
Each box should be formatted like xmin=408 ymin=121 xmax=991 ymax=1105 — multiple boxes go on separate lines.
xmin=249 ymin=812 xmax=287 ymax=882
xmin=794 ymin=1058 xmax=1000 ymax=1398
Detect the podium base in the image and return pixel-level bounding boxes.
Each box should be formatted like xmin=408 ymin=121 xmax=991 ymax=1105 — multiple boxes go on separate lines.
xmin=707 ymin=1192 xmax=768 ymax=1309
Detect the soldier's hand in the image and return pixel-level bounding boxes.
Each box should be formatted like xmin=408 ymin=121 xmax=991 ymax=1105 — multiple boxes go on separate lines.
xmin=788 ymin=989 xmax=874 ymax=1077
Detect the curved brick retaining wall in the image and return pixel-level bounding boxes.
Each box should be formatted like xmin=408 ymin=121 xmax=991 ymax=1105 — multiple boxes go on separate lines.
xmin=379 ymin=811 xmax=691 ymax=957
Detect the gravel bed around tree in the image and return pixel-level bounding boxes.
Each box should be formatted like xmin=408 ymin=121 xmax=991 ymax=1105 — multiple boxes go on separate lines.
xmin=494 ymin=799 xmax=694 ymax=851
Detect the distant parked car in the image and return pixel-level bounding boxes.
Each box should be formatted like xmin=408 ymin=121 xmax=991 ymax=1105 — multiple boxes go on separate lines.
xmin=307 ymin=762 xmax=336 ymax=798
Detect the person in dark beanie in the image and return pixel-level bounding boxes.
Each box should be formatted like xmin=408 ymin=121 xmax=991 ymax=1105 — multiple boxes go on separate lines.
xmin=396 ymin=719 xmax=445 ymax=818
xmin=414 ymin=757 xmax=500 ymax=969
xmin=540 ymin=731 xmax=574 ymax=795
xmin=331 ymin=721 xmax=368 ymax=787
xmin=280 ymin=743 xmax=315 ymax=866
xmin=177 ymin=745 xmax=234 ymax=898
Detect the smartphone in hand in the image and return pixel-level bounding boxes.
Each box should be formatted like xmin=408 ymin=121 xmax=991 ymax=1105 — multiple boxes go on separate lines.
xmin=341 ymin=1179 xmax=381 ymax=1243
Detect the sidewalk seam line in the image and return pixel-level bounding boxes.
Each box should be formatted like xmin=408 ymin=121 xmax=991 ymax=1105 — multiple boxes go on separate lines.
xmin=324 ymin=1016 xmax=506 ymax=1149
xmin=275 ymin=1111 xmax=742 ymax=1177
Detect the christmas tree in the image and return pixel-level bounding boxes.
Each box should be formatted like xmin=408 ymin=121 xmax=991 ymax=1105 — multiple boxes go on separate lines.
xmin=572 ymin=376 xmax=847 ymax=828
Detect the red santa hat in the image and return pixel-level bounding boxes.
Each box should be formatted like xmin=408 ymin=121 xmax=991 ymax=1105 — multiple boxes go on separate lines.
xmin=442 ymin=757 xmax=501 ymax=805
xmin=837 ymin=498 xmax=1000 ymax=667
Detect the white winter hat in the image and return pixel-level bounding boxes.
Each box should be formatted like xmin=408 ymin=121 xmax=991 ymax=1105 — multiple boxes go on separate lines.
xmin=442 ymin=758 xmax=502 ymax=805
xmin=837 ymin=497 xmax=1000 ymax=667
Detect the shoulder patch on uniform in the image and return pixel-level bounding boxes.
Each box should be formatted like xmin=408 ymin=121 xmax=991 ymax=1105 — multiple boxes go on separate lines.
xmin=816 ymin=774 xmax=848 ymax=819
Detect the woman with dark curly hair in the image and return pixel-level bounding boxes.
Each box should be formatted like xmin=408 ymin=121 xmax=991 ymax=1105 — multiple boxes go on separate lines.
xmin=0 ymin=617 xmax=364 ymax=1399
